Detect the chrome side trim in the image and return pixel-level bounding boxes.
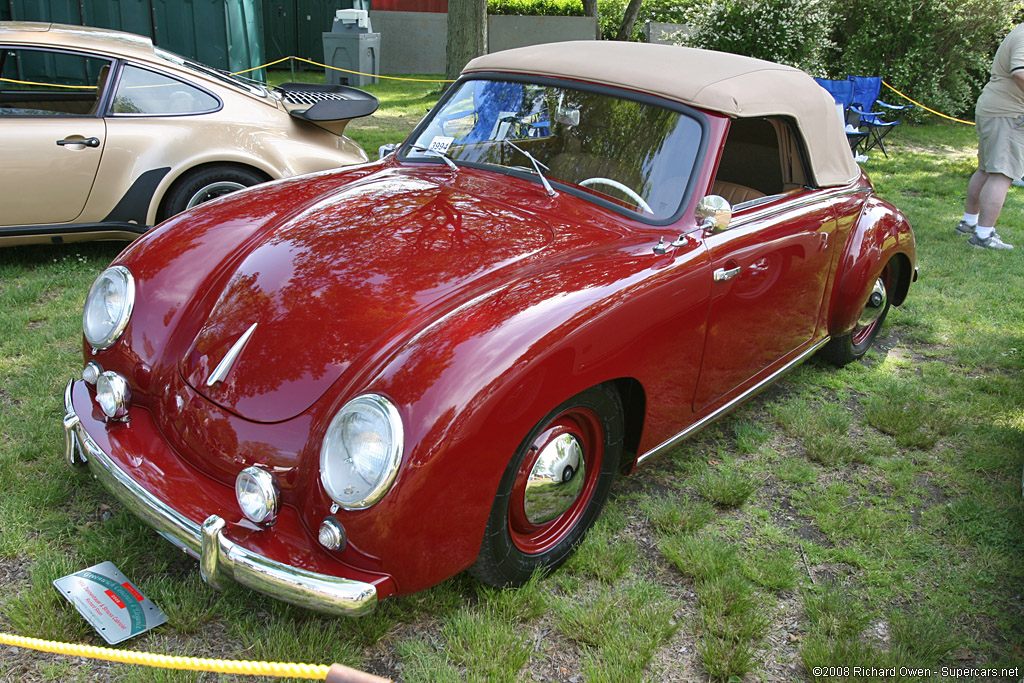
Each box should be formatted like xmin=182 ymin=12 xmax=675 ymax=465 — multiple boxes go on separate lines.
xmin=636 ymin=337 xmax=830 ymax=466
xmin=62 ymin=380 xmax=378 ymax=617
xmin=727 ymin=186 xmax=871 ymax=230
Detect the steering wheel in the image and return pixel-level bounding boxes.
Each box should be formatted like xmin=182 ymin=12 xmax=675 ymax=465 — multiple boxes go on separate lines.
xmin=579 ymin=177 xmax=654 ymax=214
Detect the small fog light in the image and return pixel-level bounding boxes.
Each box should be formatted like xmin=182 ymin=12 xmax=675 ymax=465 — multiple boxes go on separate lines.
xmin=318 ymin=517 xmax=346 ymax=551
xmin=95 ymin=371 xmax=131 ymax=421
xmin=82 ymin=361 xmax=103 ymax=385
xmin=235 ymin=466 xmax=279 ymax=525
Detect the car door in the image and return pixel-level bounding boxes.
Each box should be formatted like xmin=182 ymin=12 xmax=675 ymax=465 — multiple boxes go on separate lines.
xmin=691 ymin=117 xmax=838 ymax=411
xmin=693 ymin=192 xmax=837 ymax=411
xmin=0 ymin=47 xmax=110 ymax=226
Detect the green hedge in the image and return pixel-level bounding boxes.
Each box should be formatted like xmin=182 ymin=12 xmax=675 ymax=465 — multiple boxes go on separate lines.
xmin=487 ymin=0 xmax=583 ymax=16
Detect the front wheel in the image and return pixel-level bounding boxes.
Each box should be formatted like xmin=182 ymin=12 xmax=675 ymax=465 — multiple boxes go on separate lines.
xmin=469 ymin=384 xmax=623 ymax=587
xmin=160 ymin=165 xmax=266 ymax=221
xmin=821 ymin=259 xmax=897 ymax=366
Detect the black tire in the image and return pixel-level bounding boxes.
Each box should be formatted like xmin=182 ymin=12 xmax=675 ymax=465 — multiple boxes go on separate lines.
xmin=160 ymin=165 xmax=266 ymax=221
xmin=821 ymin=258 xmax=898 ymax=366
xmin=469 ymin=384 xmax=624 ymax=587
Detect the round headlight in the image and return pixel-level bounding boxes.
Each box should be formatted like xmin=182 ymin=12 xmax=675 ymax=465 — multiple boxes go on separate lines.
xmin=95 ymin=371 xmax=132 ymax=421
xmin=235 ymin=466 xmax=279 ymax=524
xmin=320 ymin=394 xmax=403 ymax=510
xmin=83 ymin=266 xmax=135 ymax=350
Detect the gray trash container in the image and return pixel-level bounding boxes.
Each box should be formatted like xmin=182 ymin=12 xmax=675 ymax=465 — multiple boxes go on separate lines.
xmin=322 ymin=9 xmax=380 ymax=87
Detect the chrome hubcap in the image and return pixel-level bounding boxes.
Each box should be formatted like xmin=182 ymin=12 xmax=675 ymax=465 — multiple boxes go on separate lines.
xmin=523 ymin=433 xmax=586 ymax=525
xmin=857 ymin=276 xmax=887 ymax=329
xmin=186 ymin=181 xmax=246 ymax=209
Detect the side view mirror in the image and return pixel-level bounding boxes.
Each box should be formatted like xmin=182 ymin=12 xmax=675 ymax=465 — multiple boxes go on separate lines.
xmin=696 ymin=195 xmax=732 ymax=233
xmin=555 ymin=106 xmax=580 ymax=127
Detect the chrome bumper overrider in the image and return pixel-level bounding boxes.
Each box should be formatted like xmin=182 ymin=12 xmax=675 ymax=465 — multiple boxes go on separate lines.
xmin=62 ymin=380 xmax=378 ymax=617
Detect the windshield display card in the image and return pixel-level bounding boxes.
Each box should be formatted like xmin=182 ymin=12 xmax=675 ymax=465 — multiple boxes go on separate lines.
xmin=53 ymin=561 xmax=167 ymax=644
xmin=427 ymin=136 xmax=454 ymax=154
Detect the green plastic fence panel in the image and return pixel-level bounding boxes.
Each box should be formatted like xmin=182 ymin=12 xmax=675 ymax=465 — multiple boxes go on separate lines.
xmin=263 ymin=0 xmax=354 ymax=66
xmin=9 ymin=0 xmax=84 ymax=24
xmin=81 ymin=0 xmax=154 ymax=36
xmin=4 ymin=0 xmax=265 ymax=79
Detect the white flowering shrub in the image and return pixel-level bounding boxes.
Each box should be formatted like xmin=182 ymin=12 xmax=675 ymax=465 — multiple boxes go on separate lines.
xmin=680 ymin=0 xmax=832 ymax=72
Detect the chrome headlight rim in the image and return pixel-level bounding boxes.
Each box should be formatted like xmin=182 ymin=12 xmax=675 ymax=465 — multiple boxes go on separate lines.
xmin=320 ymin=393 xmax=404 ymax=511
xmin=83 ymin=265 xmax=135 ymax=351
xmin=235 ymin=466 xmax=280 ymax=525
xmin=95 ymin=370 xmax=132 ymax=421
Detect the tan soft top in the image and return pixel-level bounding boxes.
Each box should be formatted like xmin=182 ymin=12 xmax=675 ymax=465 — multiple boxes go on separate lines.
xmin=464 ymin=41 xmax=860 ymax=188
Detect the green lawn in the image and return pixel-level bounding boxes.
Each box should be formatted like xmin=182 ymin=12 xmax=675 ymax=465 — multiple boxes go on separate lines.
xmin=0 ymin=97 xmax=1022 ymax=682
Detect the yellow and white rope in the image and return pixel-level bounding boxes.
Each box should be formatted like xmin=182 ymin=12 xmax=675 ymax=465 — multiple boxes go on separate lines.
xmin=0 ymin=632 xmax=330 ymax=678
xmin=882 ymin=80 xmax=975 ymax=126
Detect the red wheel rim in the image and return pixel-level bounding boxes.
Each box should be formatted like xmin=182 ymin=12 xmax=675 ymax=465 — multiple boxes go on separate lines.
xmin=851 ymin=262 xmax=891 ymax=347
xmin=507 ymin=407 xmax=603 ymax=555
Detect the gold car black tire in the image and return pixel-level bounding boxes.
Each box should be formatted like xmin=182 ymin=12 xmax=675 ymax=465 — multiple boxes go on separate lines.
xmin=161 ymin=165 xmax=268 ymax=221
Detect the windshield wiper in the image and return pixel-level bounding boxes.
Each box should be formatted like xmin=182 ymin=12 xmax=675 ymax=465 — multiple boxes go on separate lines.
xmin=504 ymin=140 xmax=556 ymax=197
xmin=408 ymin=144 xmax=459 ymax=172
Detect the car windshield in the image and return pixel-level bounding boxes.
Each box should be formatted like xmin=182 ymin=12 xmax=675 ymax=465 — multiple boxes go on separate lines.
xmin=405 ymin=78 xmax=703 ymax=220
xmin=153 ymin=47 xmax=269 ymax=98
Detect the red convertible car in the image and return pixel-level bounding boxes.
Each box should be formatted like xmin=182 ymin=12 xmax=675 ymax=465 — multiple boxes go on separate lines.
xmin=63 ymin=42 xmax=916 ymax=616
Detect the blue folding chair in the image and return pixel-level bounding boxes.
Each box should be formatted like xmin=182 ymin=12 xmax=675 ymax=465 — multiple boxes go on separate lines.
xmin=814 ymin=77 xmax=868 ymax=153
xmin=846 ymin=76 xmax=914 ymax=157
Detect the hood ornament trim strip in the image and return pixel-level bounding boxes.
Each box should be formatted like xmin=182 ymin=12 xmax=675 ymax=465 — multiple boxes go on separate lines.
xmin=207 ymin=323 xmax=258 ymax=387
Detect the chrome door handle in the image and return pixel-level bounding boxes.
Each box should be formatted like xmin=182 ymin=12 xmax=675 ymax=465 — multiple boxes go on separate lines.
xmin=713 ymin=266 xmax=741 ymax=282
xmin=56 ymin=137 xmax=100 ymax=148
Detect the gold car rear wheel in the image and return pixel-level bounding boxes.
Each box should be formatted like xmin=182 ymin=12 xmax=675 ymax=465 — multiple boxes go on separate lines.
xmin=161 ymin=165 xmax=267 ymax=221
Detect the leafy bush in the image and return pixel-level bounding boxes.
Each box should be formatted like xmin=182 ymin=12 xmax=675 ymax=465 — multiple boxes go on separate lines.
xmin=676 ymin=0 xmax=1022 ymax=119
xmin=487 ymin=0 xmax=583 ymax=16
xmin=680 ymin=0 xmax=832 ymax=73
xmin=824 ymin=0 xmax=1021 ymax=118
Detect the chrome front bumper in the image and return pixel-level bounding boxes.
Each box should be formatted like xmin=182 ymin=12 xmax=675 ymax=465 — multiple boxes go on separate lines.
xmin=62 ymin=380 xmax=378 ymax=617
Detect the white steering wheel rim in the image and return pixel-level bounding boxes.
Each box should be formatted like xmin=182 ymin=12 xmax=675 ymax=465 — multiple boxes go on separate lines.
xmin=579 ymin=177 xmax=654 ymax=214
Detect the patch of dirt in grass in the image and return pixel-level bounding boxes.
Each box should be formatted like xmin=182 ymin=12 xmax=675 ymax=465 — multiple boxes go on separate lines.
xmin=774 ymin=495 xmax=832 ymax=549
xmin=758 ymin=592 xmax=809 ymax=682
xmin=810 ymin=562 xmax=859 ymax=586
xmin=0 ymin=557 xmax=32 ymax=612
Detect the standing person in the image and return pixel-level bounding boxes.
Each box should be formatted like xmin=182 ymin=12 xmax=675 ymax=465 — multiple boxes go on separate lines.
xmin=956 ymin=22 xmax=1024 ymax=250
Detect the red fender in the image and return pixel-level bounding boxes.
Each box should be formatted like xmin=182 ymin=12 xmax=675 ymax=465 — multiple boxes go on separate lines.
xmin=829 ymin=195 xmax=915 ymax=336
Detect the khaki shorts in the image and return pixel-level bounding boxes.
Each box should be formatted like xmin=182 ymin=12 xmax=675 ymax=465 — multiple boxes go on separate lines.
xmin=976 ymin=114 xmax=1024 ymax=179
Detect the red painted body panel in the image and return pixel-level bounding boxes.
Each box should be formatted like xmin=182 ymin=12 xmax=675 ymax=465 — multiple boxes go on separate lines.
xmin=76 ymin=102 xmax=915 ymax=601
xmin=829 ymin=188 xmax=916 ymax=335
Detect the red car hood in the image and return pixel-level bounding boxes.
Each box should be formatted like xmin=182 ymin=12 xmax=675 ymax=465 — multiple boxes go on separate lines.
xmin=180 ymin=174 xmax=553 ymax=422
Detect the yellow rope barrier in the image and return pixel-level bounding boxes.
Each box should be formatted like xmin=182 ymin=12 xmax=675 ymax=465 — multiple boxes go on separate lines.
xmin=0 ymin=632 xmax=330 ymax=679
xmin=882 ymin=80 xmax=975 ymax=126
xmin=0 ymin=77 xmax=95 ymax=90
xmin=230 ymin=56 xmax=454 ymax=83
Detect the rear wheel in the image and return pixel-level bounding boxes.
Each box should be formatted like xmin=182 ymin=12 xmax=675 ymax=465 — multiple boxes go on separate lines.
xmin=161 ymin=165 xmax=266 ymax=220
xmin=821 ymin=259 xmax=897 ymax=366
xmin=469 ymin=384 xmax=623 ymax=587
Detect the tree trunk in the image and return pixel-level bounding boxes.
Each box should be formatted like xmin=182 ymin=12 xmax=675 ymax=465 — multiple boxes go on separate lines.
xmin=615 ymin=0 xmax=643 ymax=42
xmin=446 ymin=0 xmax=488 ymax=82
xmin=582 ymin=0 xmax=599 ymax=39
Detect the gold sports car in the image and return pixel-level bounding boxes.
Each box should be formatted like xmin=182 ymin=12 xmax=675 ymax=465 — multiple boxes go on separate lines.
xmin=0 ymin=21 xmax=377 ymax=246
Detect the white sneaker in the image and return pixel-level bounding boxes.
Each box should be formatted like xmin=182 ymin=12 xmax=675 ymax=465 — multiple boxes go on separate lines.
xmin=968 ymin=232 xmax=1014 ymax=249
